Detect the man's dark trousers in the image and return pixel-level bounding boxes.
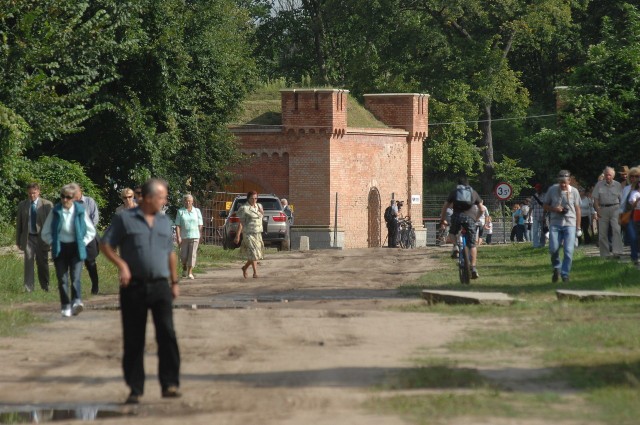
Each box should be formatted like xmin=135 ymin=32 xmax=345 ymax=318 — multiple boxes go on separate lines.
xmin=387 ymin=222 xmax=398 ymax=247
xmin=85 ymin=237 xmax=100 ymax=294
xmin=120 ymin=279 xmax=180 ymax=396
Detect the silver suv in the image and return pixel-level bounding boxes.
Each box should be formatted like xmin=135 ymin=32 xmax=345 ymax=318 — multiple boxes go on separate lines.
xmin=220 ymin=194 xmax=290 ymax=251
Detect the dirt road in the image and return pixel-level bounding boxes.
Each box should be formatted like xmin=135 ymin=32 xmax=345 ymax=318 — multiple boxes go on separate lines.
xmin=0 ymin=247 xmax=482 ymax=424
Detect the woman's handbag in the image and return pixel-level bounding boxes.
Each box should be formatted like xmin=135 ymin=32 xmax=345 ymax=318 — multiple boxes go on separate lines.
xmin=620 ymin=210 xmax=632 ymax=226
xmin=619 ymin=189 xmax=634 ymax=226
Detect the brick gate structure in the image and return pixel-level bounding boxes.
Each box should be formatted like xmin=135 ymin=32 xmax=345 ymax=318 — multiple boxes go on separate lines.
xmin=228 ymin=89 xmax=428 ymax=249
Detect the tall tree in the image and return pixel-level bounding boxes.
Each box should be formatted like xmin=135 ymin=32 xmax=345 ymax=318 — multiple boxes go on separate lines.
xmin=529 ymin=2 xmax=640 ymax=185
xmin=40 ymin=0 xmax=257 ymax=210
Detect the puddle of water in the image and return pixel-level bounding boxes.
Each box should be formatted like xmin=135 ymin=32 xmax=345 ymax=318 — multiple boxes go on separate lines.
xmin=0 ymin=405 xmax=133 ymax=423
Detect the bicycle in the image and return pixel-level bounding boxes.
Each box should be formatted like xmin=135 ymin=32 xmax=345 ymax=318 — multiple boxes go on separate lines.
xmin=456 ymin=227 xmax=471 ymax=284
xmin=397 ymin=217 xmax=416 ymax=249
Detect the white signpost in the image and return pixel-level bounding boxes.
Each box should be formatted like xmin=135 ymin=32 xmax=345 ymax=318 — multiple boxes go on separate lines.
xmin=494 ymin=182 xmax=514 ymax=244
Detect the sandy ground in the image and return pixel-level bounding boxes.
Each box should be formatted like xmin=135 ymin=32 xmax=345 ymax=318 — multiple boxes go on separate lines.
xmin=0 ymin=247 xmax=585 ymax=425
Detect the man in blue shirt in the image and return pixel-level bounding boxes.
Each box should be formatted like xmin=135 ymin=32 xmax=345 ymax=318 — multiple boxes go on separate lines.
xmin=101 ymin=178 xmax=181 ymax=405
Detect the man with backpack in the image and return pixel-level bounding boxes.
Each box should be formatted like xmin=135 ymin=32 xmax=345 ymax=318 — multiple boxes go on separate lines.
xmin=439 ymin=177 xmax=483 ymax=279
xmin=384 ymin=200 xmax=399 ymax=247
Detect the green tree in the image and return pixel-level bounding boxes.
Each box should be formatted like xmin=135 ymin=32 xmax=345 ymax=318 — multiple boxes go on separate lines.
xmin=0 ymin=0 xmax=139 ymax=145
xmin=529 ymin=3 xmax=640 ymax=185
xmin=39 ymin=0 xmax=257 ymax=212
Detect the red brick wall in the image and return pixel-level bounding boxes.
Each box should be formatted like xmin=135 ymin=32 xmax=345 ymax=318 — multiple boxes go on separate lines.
xmin=330 ymin=130 xmax=410 ymax=248
xmin=226 ymin=90 xmax=428 ymax=249
xmin=281 ymin=89 xmax=347 ymax=132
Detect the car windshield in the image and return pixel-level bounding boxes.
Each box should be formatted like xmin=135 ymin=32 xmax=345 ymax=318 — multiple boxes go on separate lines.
xmin=233 ymin=198 xmax=282 ymax=211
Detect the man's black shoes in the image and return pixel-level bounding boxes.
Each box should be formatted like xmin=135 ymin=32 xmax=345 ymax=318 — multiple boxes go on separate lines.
xmin=552 ymin=269 xmax=559 ymax=283
xmin=162 ymin=386 xmax=181 ymax=398
xmin=125 ymin=393 xmax=140 ymax=404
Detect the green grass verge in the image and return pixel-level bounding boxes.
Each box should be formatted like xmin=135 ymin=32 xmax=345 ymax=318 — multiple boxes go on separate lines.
xmin=230 ymin=82 xmax=388 ymax=128
xmin=380 ymin=243 xmax=640 ymax=425
xmin=0 ymin=309 xmax=43 ymax=337
xmin=0 ymin=244 xmax=241 ymax=336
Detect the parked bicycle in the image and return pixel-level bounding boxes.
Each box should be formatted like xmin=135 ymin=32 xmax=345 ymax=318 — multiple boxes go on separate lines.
xmin=397 ymin=217 xmax=416 ymax=249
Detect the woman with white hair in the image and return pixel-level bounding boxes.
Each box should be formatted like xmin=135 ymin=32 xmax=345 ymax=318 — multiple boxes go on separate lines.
xmin=41 ymin=184 xmax=96 ymax=316
xmin=175 ymin=194 xmax=203 ymax=279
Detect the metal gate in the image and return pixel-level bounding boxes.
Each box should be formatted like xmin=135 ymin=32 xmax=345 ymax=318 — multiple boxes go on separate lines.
xmin=195 ymin=191 xmax=243 ymax=245
xmin=368 ymin=187 xmax=381 ymax=247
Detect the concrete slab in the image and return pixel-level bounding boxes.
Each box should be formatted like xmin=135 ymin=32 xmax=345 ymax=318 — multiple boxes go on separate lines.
xmin=421 ymin=290 xmax=518 ymax=306
xmin=556 ymin=290 xmax=640 ymax=302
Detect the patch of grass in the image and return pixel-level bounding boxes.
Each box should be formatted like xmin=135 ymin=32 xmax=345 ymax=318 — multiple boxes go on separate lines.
xmin=382 ymin=243 xmax=640 ymax=424
xmin=230 ymin=83 xmax=388 ymax=128
xmin=0 ymin=244 xmax=241 ymax=335
xmin=0 ymin=222 xmax=14 ymax=247
xmin=399 ymin=244 xmax=640 ymax=300
xmin=193 ymin=244 xmax=241 ymax=272
xmin=0 ymin=309 xmax=43 ymax=336
xmin=367 ymin=391 xmax=578 ymax=424
xmin=379 ymin=359 xmax=492 ymax=391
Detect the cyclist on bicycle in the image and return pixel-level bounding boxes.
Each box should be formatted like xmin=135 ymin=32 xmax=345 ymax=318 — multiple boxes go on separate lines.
xmin=439 ymin=176 xmax=483 ymax=279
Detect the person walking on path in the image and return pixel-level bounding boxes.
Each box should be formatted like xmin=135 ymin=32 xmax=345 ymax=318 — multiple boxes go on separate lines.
xmin=281 ymin=198 xmax=294 ymax=225
xmin=622 ymin=168 xmax=640 ymax=265
xmin=41 ymin=184 xmax=96 ymax=316
xmin=234 ymin=190 xmax=265 ymax=278
xmin=116 ymin=188 xmax=136 ymax=213
xmin=16 ymin=183 xmax=53 ymax=292
xmin=100 ymin=178 xmax=181 ymax=405
xmin=73 ymin=183 xmax=101 ymax=294
xmin=175 ymin=194 xmax=203 ymax=280
xmin=592 ymin=166 xmax=624 ymax=258
xmin=579 ymin=188 xmax=595 ymax=245
xmin=544 ymin=170 xmax=581 ymax=283
xmin=521 ymin=198 xmax=532 ymax=242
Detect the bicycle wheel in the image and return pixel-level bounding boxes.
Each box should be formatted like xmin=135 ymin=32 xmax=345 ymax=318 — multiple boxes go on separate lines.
xmin=398 ymin=229 xmax=406 ymax=249
xmin=458 ymin=245 xmax=471 ymax=284
xmin=409 ymin=229 xmax=416 ymax=248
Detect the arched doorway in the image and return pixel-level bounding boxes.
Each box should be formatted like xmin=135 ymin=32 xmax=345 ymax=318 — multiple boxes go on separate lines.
xmin=368 ymin=187 xmax=381 ymax=247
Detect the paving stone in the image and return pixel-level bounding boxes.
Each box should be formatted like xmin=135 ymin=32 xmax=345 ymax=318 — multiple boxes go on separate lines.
xmin=556 ymin=290 xmax=640 ymax=302
xmin=421 ymin=290 xmax=518 ymax=306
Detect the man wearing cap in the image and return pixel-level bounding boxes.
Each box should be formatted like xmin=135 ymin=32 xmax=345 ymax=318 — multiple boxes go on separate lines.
xmin=592 ymin=166 xmax=624 ymax=258
xmin=531 ymin=183 xmax=547 ymax=248
xmin=544 ymin=170 xmax=581 ymax=282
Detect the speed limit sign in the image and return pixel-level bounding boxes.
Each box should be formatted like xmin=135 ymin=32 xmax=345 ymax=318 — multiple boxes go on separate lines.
xmin=494 ymin=182 xmax=513 ymax=201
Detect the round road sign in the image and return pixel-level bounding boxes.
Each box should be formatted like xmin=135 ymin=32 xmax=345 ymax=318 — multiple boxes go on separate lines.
xmin=494 ymin=182 xmax=513 ymax=201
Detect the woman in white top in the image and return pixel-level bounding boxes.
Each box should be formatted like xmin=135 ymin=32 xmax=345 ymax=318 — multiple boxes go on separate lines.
xmin=234 ymin=191 xmax=265 ymax=278
xmin=579 ymin=188 xmax=594 ymax=244
xmin=625 ymin=168 xmax=640 ymax=265
xmin=175 ymin=194 xmax=203 ymax=280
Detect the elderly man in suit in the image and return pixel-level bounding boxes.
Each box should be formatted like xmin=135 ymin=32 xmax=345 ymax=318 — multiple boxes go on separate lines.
xmin=16 ymin=182 xmax=53 ymax=292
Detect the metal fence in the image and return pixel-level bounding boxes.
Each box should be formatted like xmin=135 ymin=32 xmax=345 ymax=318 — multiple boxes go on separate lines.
xmin=194 ymin=191 xmax=244 ymax=245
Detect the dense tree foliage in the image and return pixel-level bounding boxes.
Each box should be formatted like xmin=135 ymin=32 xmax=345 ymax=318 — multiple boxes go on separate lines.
xmin=2 ymin=0 xmax=638 ymax=228
xmin=529 ymin=2 xmax=640 ymax=187
xmin=0 ymin=0 xmax=256 ymax=222
xmin=252 ymin=0 xmax=601 ymax=192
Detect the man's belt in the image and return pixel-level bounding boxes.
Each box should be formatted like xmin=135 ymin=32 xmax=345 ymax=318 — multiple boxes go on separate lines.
xmin=600 ymin=203 xmax=619 ymax=207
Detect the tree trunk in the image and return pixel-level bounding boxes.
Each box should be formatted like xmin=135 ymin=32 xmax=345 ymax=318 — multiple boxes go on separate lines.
xmin=479 ymin=103 xmax=495 ymax=195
